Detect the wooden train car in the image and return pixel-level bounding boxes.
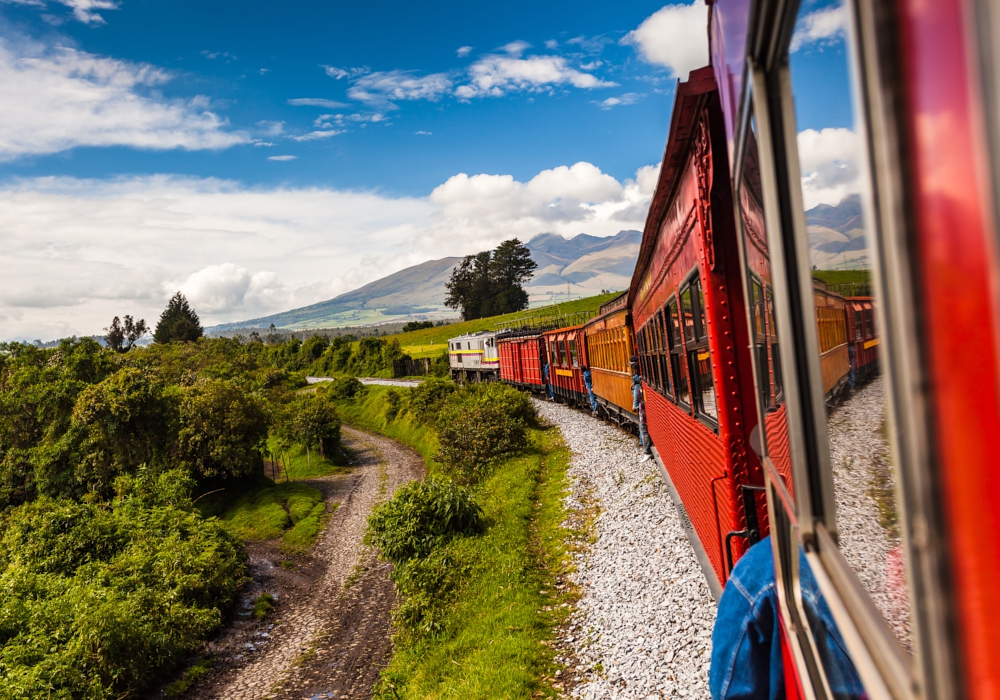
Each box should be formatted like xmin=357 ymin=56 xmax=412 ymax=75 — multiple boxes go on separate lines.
xmin=447 ymin=331 xmax=499 ymax=383
xmin=541 ymin=325 xmax=589 ymax=406
xmin=497 ymin=332 xmax=545 ymax=392
xmin=628 ymin=66 xmax=761 ymax=590
xmin=582 ymin=292 xmax=636 ymax=428
xmin=812 ymin=280 xmax=851 ymax=400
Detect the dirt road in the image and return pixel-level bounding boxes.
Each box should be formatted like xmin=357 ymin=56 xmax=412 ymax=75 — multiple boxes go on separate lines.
xmin=189 ymin=426 xmax=424 ymax=700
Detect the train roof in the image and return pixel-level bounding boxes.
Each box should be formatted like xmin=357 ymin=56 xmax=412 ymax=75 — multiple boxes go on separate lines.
xmin=447 ymin=330 xmax=496 ymax=343
xmin=629 ymin=66 xmax=717 ymax=305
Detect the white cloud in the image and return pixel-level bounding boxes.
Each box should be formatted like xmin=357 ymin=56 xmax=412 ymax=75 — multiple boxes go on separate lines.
xmin=791 ymin=3 xmax=847 ymax=52
xmin=796 ymin=127 xmax=861 ymax=208
xmin=347 ymin=70 xmax=453 ymax=108
xmin=415 ymin=130 xmax=432 ymax=135
xmin=287 ymin=97 xmax=350 ymax=108
xmin=623 ymin=3 xmax=709 ymax=79
xmin=597 ymin=92 xmax=642 ymax=109
xmin=455 ymin=53 xmax=616 ymax=99
xmin=544 ymin=39 xmax=558 ymax=50
xmin=267 ymin=155 xmax=296 ymax=161
xmin=290 ymin=129 xmax=343 ymax=141
xmin=322 ymin=65 xmax=368 ymax=80
xmin=0 ymin=36 xmax=247 ymax=159
xmin=4 ymin=0 xmax=119 ymax=23
xmin=0 ymin=162 xmax=658 ymax=339
xmin=456 ymin=46 xmax=473 ymax=58
xmin=256 ymin=120 xmax=285 ymax=136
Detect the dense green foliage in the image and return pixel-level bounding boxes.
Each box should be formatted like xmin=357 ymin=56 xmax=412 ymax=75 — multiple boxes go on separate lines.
xmin=0 ymin=335 xmax=344 ymax=695
xmin=401 ymin=321 xmax=434 ymax=333
xmin=153 ymin=293 xmax=204 ymax=344
xmin=444 ymin=239 xmax=537 ymax=320
xmin=0 ymin=471 xmax=245 ymax=699
xmin=436 ymin=383 xmax=535 ymax=484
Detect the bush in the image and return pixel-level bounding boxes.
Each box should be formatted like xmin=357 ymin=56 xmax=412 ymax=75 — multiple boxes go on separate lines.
xmin=252 ymin=592 xmax=276 ymax=620
xmin=383 ymin=389 xmax=403 ymax=421
xmin=436 ymin=383 xmax=535 ymax=483
xmin=0 ymin=491 xmax=245 ymax=698
xmin=430 ymin=350 xmax=450 ymax=378
xmin=323 ymin=376 xmax=366 ymax=401
xmin=367 ymin=477 xmax=483 ymax=565
xmin=391 ymin=548 xmax=469 ymax=637
xmin=407 ymin=378 xmax=455 ymax=425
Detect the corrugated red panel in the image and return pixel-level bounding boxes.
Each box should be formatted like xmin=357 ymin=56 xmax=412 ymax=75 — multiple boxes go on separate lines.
xmin=645 ymin=386 xmax=729 ymax=582
xmin=764 ymin=405 xmax=794 ymax=501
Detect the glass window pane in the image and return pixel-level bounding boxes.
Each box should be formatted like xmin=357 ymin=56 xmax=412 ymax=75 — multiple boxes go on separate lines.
xmin=569 ymin=339 xmax=579 ymax=367
xmin=681 ymin=287 xmax=696 ymax=343
xmin=788 ymin=0 xmax=911 ymax=654
xmin=673 ymin=353 xmax=690 ymax=407
xmin=694 ymin=348 xmax=717 ymax=421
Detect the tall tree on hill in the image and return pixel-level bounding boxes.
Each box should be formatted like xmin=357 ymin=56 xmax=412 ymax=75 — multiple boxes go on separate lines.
xmin=104 ymin=315 xmax=149 ymax=353
xmin=444 ymin=239 xmax=537 ymax=320
xmin=153 ymin=292 xmax=204 ymax=344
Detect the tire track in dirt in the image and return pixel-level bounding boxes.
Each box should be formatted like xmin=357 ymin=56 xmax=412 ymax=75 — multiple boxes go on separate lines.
xmin=191 ymin=426 xmax=423 ymax=700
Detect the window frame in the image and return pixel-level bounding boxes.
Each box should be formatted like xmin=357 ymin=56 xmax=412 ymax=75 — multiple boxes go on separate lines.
xmin=680 ymin=271 xmax=719 ymax=430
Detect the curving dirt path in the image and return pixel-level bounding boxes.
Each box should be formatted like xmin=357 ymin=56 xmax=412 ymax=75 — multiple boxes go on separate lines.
xmin=190 ymin=426 xmax=424 ymax=700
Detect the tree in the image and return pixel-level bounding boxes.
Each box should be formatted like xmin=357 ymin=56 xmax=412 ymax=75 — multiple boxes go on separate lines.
xmin=153 ymin=292 xmax=203 ymax=344
xmin=443 ymin=239 xmax=537 ymax=320
xmin=104 ymin=315 xmax=149 ymax=353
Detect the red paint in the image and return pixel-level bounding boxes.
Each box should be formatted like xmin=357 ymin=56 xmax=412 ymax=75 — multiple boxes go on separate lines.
xmin=541 ymin=326 xmax=589 ymax=405
xmin=897 ymin=0 xmax=1000 ymax=694
xmin=498 ymin=335 xmax=544 ymax=389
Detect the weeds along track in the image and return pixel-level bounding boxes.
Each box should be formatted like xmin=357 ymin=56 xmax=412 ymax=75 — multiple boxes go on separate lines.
xmin=192 ymin=427 xmax=424 ymax=700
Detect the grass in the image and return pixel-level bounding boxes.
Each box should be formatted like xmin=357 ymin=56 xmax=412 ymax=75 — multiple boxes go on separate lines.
xmin=197 ymin=479 xmax=328 ymax=554
xmin=266 ymin=436 xmax=348 ymax=480
xmin=812 ymin=269 xmax=872 ymax=286
xmin=332 ymin=385 xmax=575 ymax=699
xmin=166 ymin=659 xmax=213 ymax=697
xmin=252 ymin=592 xmax=276 ymax=620
xmin=385 ymin=292 xmax=622 ymax=359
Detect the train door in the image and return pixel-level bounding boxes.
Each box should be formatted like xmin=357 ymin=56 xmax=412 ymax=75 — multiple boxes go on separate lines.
xmin=728 ymin=0 xmax=969 ymax=697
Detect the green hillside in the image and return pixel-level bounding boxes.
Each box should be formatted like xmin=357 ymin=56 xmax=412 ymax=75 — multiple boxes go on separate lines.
xmin=390 ymin=292 xmax=622 ymax=358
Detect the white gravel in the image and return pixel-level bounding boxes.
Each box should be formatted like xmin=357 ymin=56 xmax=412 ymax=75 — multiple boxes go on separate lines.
xmin=535 ymin=399 xmax=716 ymax=700
xmin=827 ymin=376 xmax=912 ymax=650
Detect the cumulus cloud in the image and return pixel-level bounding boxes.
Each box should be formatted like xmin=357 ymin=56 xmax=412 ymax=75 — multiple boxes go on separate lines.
xmin=287 ymin=97 xmax=350 ymax=109
xmin=456 ymin=46 xmax=473 ymax=57
xmin=347 ymin=69 xmax=453 ymax=108
xmin=455 ymin=52 xmax=616 ymax=99
xmin=0 ymin=36 xmax=248 ymax=159
xmin=623 ymin=3 xmax=709 ymax=79
xmin=0 ymin=162 xmax=658 ymax=339
xmin=597 ymin=92 xmax=642 ymax=109
xmin=791 ymin=3 xmax=847 ymax=52
xmin=4 ymin=0 xmax=119 ymax=24
xmin=797 ymin=127 xmax=861 ymax=208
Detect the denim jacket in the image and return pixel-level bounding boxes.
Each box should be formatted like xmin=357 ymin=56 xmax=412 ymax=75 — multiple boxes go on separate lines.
xmin=710 ymin=537 xmax=865 ymax=700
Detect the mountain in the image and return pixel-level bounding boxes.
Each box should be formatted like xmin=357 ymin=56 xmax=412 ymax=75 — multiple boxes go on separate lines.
xmin=806 ymin=194 xmax=869 ymax=270
xmin=210 ymin=230 xmax=640 ymax=332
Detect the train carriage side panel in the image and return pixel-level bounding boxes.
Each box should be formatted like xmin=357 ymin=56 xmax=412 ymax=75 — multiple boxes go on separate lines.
xmin=628 ymin=67 xmax=761 ymax=584
xmin=583 ymin=298 xmax=637 ymax=425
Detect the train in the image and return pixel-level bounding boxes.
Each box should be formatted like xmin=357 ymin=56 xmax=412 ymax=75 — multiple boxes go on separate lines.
xmin=444 ymin=0 xmax=1000 ymax=695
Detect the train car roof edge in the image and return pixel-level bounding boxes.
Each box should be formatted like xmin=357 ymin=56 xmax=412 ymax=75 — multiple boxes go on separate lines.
xmin=628 ymin=66 xmax=718 ymax=304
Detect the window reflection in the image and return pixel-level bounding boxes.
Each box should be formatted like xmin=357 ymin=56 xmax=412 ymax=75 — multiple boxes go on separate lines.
xmin=788 ymin=0 xmax=912 ymax=653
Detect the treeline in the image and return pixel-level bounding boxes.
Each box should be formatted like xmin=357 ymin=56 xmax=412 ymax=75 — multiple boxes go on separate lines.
xmin=0 ymin=336 xmax=342 ymax=697
xmin=260 ymin=334 xmax=447 ymax=378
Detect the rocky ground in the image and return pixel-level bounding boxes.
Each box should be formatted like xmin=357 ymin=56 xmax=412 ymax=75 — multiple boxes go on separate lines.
xmin=179 ymin=426 xmax=424 ymax=700
xmin=827 ymin=376 xmax=912 ymax=649
xmin=534 ymin=399 xmax=717 ymax=700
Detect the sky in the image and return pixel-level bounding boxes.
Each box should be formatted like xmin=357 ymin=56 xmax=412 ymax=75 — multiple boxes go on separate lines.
xmin=0 ymin=0 xmax=856 ymax=341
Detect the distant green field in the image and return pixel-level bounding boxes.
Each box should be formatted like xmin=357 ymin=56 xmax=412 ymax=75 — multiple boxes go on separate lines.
xmin=389 ymin=292 xmax=623 ymax=358
xmin=812 ymin=269 xmax=871 ymax=286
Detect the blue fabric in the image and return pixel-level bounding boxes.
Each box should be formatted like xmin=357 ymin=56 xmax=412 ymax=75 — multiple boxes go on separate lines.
xmin=543 ymin=363 xmax=554 ymax=399
xmin=631 ymin=374 xmax=651 ymax=453
xmin=583 ymin=369 xmax=598 ymax=411
xmin=710 ymin=538 xmax=865 ymax=700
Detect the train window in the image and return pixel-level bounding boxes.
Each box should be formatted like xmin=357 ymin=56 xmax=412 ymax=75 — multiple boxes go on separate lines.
xmin=680 ymin=287 xmax=696 ymax=344
xmin=750 ymin=277 xmax=771 ymax=410
xmin=854 ymin=310 xmax=863 ymax=340
xmin=569 ymin=339 xmax=579 ymax=368
xmin=767 ymin=287 xmax=783 ymax=404
xmin=657 ymin=310 xmax=673 ymax=398
xmin=682 ymin=275 xmax=717 ymax=427
xmin=785 ymin=0 xmax=913 ymax=666
xmin=667 ymin=297 xmax=690 ymax=407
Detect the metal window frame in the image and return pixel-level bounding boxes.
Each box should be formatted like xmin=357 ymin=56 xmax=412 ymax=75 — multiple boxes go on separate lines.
xmin=730 ymin=0 xmax=960 ymax=698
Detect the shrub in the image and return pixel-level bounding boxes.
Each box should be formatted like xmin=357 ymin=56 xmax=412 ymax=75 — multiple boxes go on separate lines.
xmin=391 ymin=549 xmax=469 ymax=637
xmin=430 ymin=350 xmax=450 ymax=378
xmin=367 ymin=477 xmax=483 ymax=565
xmin=0 ymin=493 xmax=245 ymax=698
xmin=435 ymin=383 xmax=535 ymax=483
xmin=407 ymin=377 xmax=455 ymax=425
xmin=383 ymin=389 xmax=402 ymax=421
xmin=323 ymin=376 xmax=366 ymax=401
xmin=252 ymin=592 xmax=276 ymax=620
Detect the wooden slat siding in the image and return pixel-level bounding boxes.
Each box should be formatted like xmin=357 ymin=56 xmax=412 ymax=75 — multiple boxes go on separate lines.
xmin=645 ymin=386 xmax=730 ymax=582
xmin=764 ymin=404 xmax=795 ymax=501
xmin=819 ymin=344 xmax=850 ymax=396
xmin=593 ymin=368 xmax=634 ymax=414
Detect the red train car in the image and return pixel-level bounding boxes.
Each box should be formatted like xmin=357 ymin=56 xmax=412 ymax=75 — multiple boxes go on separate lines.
xmin=628 ymin=66 xmax=761 ymax=590
xmin=845 ymin=296 xmax=879 ymax=384
xmin=541 ymin=325 xmax=589 ymax=406
xmin=497 ymin=332 xmax=545 ymax=392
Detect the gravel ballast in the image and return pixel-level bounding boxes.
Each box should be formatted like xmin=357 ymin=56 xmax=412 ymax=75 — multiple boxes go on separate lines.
xmin=534 ymin=399 xmax=716 ymax=700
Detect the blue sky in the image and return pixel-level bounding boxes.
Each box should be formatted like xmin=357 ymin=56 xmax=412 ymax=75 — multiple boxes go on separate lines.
xmin=0 ymin=0 xmax=683 ymax=194
xmin=0 ymin=0 xmax=854 ymax=340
